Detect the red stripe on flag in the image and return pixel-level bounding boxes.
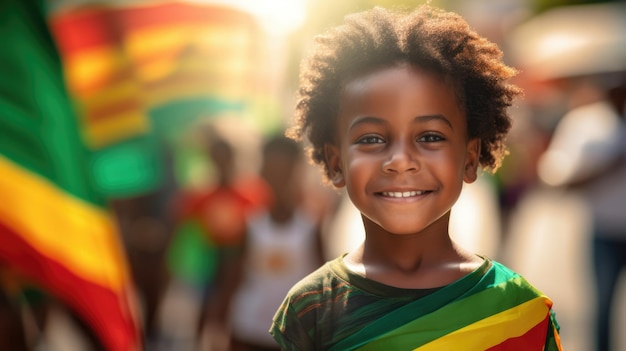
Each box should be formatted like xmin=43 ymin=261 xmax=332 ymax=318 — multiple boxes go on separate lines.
xmin=50 ymin=7 xmax=121 ymax=55
xmin=49 ymin=3 xmax=257 ymax=55
xmin=485 ymin=314 xmax=550 ymax=351
xmin=71 ymin=66 xmax=135 ymax=95
xmin=0 ymin=220 xmax=139 ymax=351
xmin=113 ymin=2 xmax=256 ymax=30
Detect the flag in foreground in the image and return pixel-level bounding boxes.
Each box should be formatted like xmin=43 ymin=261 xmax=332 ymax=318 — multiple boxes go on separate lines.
xmin=0 ymin=0 xmax=140 ymax=350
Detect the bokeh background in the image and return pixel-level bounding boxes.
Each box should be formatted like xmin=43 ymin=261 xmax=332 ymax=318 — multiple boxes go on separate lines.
xmin=1 ymin=0 xmax=625 ymax=350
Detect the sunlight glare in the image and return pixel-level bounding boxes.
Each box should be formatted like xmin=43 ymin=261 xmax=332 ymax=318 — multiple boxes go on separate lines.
xmin=186 ymin=0 xmax=307 ymax=35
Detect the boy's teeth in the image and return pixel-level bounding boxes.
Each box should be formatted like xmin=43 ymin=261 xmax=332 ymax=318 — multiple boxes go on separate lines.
xmin=382 ymin=191 xmax=423 ymax=198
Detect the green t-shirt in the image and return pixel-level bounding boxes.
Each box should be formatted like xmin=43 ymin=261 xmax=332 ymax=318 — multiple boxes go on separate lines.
xmin=270 ymin=255 xmax=561 ymax=351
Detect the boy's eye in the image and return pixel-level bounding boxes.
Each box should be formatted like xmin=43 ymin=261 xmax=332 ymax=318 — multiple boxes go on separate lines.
xmin=417 ymin=133 xmax=445 ymax=142
xmin=356 ymin=135 xmax=385 ymax=144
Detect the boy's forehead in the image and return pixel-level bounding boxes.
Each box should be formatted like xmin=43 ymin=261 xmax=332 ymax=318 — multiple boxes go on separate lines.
xmin=341 ymin=64 xmax=458 ymax=101
xmin=337 ymin=65 xmax=464 ymax=121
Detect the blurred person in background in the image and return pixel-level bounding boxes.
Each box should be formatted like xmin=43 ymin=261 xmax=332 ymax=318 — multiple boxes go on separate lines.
xmin=209 ymin=134 xmax=325 ymax=351
xmin=0 ymin=264 xmax=108 ymax=350
xmin=537 ymin=73 xmax=626 ymax=351
xmin=0 ymin=266 xmax=38 ymax=351
xmin=505 ymin=4 xmax=626 ymax=349
xmin=112 ymin=190 xmax=175 ymax=349
xmin=170 ymin=125 xmax=269 ymax=346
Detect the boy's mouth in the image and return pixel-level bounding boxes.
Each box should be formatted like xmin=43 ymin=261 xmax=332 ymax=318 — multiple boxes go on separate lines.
xmin=379 ymin=191 xmax=427 ymax=198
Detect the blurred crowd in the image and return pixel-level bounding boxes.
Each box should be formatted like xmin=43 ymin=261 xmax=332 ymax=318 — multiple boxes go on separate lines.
xmin=1 ymin=0 xmax=625 ymax=351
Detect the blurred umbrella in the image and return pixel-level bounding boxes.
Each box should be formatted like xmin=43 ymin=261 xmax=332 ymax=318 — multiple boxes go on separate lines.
xmin=507 ymin=2 xmax=626 ymax=80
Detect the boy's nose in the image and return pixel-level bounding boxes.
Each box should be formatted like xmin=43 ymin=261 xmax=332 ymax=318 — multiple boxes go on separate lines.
xmin=382 ymin=142 xmax=419 ymax=173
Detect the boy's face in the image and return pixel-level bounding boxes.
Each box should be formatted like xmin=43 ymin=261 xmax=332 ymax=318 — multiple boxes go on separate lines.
xmin=325 ymin=64 xmax=479 ymax=235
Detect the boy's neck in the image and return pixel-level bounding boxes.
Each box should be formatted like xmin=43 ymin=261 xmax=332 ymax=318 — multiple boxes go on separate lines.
xmin=343 ymin=214 xmax=482 ymax=289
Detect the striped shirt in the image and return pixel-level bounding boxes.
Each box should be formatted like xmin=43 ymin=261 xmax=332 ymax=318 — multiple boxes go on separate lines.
xmin=270 ymin=255 xmax=562 ymax=351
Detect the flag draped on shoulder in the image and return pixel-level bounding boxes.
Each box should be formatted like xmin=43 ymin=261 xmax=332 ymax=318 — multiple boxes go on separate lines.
xmin=0 ymin=0 xmax=141 ymax=350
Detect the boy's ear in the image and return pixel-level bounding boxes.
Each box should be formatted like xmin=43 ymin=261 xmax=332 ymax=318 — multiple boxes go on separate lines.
xmin=463 ymin=138 xmax=480 ymax=183
xmin=324 ymin=143 xmax=345 ymax=188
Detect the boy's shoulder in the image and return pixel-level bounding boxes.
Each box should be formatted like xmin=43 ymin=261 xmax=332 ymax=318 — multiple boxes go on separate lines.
xmin=280 ymin=255 xmax=358 ymax=308
xmin=486 ymin=259 xmax=549 ymax=298
xmin=286 ymin=257 xmax=343 ymax=294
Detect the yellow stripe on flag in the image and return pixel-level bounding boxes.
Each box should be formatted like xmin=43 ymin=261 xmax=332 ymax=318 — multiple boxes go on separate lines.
xmin=124 ymin=24 xmax=254 ymax=83
xmin=81 ymin=80 xmax=142 ymax=111
xmin=124 ymin=25 xmax=190 ymax=82
xmin=0 ymin=155 xmax=128 ymax=290
xmin=65 ymin=46 xmax=127 ymax=93
xmin=414 ymin=296 xmax=549 ymax=350
xmin=144 ymin=81 xmax=248 ymax=108
xmin=85 ymin=110 xmax=149 ymax=148
xmin=195 ymin=25 xmax=255 ymax=50
xmin=176 ymin=55 xmax=252 ymax=80
xmin=124 ymin=25 xmax=190 ymax=59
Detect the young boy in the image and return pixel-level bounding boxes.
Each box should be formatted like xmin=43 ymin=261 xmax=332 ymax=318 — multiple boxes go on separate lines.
xmin=270 ymin=5 xmax=563 ymax=351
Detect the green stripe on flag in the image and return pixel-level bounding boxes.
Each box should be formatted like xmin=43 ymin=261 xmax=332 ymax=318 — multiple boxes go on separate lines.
xmin=91 ymin=136 xmax=162 ymax=197
xmin=356 ymin=276 xmax=543 ymax=350
xmin=0 ymin=0 xmax=100 ymax=204
xmin=330 ymin=261 xmax=542 ymax=351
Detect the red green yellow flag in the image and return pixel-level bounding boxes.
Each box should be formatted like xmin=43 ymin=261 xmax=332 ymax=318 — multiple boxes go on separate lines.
xmin=48 ymin=2 xmax=260 ymax=145
xmin=0 ymin=0 xmax=141 ymax=350
xmin=45 ymin=2 xmax=261 ymax=196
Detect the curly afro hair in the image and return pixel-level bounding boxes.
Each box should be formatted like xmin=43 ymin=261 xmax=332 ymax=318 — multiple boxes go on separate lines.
xmin=287 ymin=5 xmax=522 ymax=181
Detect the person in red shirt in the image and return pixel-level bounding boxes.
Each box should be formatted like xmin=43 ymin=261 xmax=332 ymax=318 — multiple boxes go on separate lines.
xmin=175 ymin=135 xmax=270 ymax=344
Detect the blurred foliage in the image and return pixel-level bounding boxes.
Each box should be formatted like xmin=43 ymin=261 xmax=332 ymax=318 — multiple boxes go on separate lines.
xmin=531 ymin=0 xmax=623 ymax=13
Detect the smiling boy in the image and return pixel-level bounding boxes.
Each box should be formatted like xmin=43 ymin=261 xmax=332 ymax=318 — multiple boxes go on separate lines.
xmin=328 ymin=64 xmax=483 ymax=288
xmin=270 ymin=5 xmax=563 ymax=351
